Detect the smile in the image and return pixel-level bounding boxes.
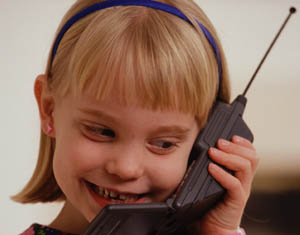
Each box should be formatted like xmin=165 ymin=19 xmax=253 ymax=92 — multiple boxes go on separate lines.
xmin=85 ymin=180 xmax=146 ymax=207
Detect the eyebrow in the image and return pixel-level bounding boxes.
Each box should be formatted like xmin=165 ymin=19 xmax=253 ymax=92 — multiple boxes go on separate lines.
xmin=78 ymin=108 xmax=119 ymax=123
xmin=150 ymin=125 xmax=191 ymax=136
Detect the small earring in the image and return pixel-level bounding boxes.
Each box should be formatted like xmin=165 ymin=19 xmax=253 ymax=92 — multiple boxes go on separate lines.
xmin=47 ymin=123 xmax=53 ymax=134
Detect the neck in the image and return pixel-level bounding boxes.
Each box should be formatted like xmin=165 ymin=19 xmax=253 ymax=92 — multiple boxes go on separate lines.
xmin=49 ymin=200 xmax=89 ymax=234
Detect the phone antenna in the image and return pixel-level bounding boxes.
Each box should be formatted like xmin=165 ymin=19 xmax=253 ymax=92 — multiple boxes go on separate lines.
xmin=243 ymin=7 xmax=297 ymax=96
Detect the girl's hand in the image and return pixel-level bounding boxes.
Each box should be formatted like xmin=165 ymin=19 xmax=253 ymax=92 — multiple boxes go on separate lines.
xmin=190 ymin=135 xmax=259 ymax=234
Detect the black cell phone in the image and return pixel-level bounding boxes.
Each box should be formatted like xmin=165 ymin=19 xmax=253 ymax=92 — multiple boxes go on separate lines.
xmin=83 ymin=95 xmax=253 ymax=235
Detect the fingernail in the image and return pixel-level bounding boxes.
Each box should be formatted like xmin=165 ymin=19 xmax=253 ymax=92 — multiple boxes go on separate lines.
xmin=209 ymin=147 xmax=218 ymax=154
xmin=219 ymin=139 xmax=230 ymax=147
xmin=233 ymin=135 xmax=243 ymax=143
xmin=209 ymin=163 xmax=218 ymax=172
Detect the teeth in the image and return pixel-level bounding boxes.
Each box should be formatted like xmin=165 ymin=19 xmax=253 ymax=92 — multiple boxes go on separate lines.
xmin=119 ymin=194 xmax=127 ymax=200
xmin=110 ymin=191 xmax=118 ymax=198
xmin=99 ymin=187 xmax=104 ymax=195
xmin=119 ymin=194 xmax=138 ymax=201
xmin=91 ymin=184 xmax=140 ymax=201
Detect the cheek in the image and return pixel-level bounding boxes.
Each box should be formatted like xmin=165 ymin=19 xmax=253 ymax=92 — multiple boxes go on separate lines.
xmin=52 ymin=131 xmax=108 ymax=181
xmin=150 ymin=153 xmax=189 ymax=195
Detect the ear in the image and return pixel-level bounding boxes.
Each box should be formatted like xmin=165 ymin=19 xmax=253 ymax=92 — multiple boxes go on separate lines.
xmin=34 ymin=74 xmax=56 ymax=138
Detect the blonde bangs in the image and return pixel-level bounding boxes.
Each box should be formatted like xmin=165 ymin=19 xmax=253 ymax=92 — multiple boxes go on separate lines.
xmin=59 ymin=6 xmax=219 ymax=127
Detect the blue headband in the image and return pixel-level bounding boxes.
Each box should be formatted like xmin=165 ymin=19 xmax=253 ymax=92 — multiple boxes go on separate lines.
xmin=51 ymin=0 xmax=223 ymax=92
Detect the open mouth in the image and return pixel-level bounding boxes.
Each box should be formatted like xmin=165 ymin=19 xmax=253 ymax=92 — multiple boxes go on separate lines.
xmin=85 ymin=180 xmax=146 ymax=204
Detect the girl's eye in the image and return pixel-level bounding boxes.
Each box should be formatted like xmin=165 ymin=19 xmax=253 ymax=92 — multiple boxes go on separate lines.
xmin=154 ymin=140 xmax=175 ymax=149
xmin=83 ymin=125 xmax=115 ymax=140
xmin=148 ymin=139 xmax=178 ymax=155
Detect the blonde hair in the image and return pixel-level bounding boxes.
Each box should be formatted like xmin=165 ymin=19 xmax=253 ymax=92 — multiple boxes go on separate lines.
xmin=12 ymin=0 xmax=230 ymax=203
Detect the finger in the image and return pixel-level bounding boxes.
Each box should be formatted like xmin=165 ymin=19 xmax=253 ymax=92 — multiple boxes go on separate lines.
xmin=209 ymin=147 xmax=253 ymax=191
xmin=208 ymin=163 xmax=248 ymax=205
xmin=232 ymin=135 xmax=255 ymax=151
xmin=217 ymin=139 xmax=259 ymax=172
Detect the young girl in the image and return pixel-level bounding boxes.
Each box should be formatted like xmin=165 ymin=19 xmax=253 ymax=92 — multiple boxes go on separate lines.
xmin=13 ymin=0 xmax=259 ymax=234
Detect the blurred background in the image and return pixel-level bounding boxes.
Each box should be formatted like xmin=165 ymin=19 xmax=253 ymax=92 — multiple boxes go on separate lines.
xmin=1 ymin=0 xmax=299 ymax=234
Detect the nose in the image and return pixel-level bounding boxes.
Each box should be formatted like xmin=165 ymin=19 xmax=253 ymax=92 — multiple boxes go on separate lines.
xmin=105 ymin=145 xmax=145 ymax=181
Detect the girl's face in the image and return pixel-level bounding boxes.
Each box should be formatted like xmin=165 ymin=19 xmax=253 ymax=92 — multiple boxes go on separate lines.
xmin=52 ymin=92 xmax=199 ymax=222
